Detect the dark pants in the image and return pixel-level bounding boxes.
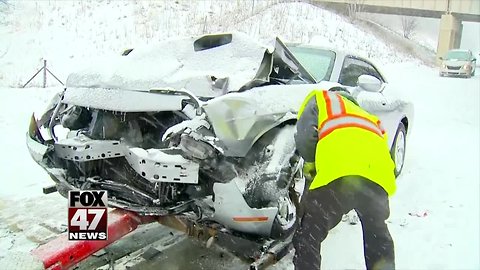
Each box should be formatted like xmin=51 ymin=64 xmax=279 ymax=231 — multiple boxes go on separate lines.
xmin=292 ymin=176 xmax=395 ymax=270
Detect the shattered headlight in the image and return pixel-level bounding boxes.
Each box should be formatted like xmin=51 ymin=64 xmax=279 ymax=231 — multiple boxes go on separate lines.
xmin=61 ymin=106 xmax=92 ymax=130
xmin=179 ymin=134 xmax=215 ymax=160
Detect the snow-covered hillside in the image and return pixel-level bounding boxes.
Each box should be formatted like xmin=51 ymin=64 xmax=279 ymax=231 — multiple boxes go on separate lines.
xmin=0 ymin=0 xmax=418 ymax=88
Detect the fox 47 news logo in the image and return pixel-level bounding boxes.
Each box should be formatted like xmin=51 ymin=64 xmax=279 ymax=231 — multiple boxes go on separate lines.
xmin=68 ymin=190 xmax=108 ymax=241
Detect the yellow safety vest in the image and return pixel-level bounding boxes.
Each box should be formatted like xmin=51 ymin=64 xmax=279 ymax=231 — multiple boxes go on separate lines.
xmin=298 ymin=90 xmax=396 ymax=196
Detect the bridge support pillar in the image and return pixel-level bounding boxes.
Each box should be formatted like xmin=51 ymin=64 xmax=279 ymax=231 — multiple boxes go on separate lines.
xmin=437 ymin=14 xmax=463 ymax=63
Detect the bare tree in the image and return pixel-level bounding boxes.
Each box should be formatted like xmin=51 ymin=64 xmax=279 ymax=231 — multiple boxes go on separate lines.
xmin=401 ymin=16 xmax=418 ymax=39
xmin=346 ymin=0 xmax=365 ymax=22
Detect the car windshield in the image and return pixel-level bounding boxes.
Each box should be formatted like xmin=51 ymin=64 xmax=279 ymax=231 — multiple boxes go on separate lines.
xmin=445 ymin=51 xmax=470 ymax=61
xmin=287 ymin=46 xmax=336 ymax=81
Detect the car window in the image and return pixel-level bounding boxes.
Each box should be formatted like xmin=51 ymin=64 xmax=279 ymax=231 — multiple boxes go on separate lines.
xmin=445 ymin=50 xmax=471 ymax=61
xmin=339 ymin=56 xmax=384 ymax=87
xmin=288 ymin=46 xmax=336 ymax=81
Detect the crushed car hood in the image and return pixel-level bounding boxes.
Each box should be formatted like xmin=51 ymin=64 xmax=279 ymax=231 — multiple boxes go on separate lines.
xmin=65 ymin=32 xmax=316 ymax=108
xmin=62 ymin=87 xmax=186 ymax=112
xmin=67 ymin=32 xmax=269 ymax=98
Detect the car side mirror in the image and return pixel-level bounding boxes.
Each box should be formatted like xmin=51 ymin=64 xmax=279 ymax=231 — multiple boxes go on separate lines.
xmin=122 ymin=48 xmax=133 ymax=56
xmin=357 ymin=75 xmax=382 ymax=92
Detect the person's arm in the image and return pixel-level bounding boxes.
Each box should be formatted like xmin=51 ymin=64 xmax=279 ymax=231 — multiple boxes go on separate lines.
xmin=295 ymin=95 xmax=318 ymax=163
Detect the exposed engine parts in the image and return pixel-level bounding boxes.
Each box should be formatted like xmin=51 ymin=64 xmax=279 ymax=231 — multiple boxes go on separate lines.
xmin=29 ymin=93 xmax=303 ymax=239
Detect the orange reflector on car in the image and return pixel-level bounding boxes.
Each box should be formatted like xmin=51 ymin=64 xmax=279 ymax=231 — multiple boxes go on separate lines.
xmin=232 ymin=216 xmax=269 ymax=222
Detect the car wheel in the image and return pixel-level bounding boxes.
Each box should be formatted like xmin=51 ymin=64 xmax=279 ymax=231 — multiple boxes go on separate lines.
xmin=472 ymin=70 xmax=476 ymax=76
xmin=390 ymin=122 xmax=406 ymax=177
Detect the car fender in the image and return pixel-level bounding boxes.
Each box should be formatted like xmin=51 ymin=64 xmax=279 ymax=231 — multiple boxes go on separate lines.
xmin=202 ymin=83 xmax=337 ymax=157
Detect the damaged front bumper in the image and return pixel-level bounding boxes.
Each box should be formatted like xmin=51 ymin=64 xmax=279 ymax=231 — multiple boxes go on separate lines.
xmin=26 ymin=115 xmax=200 ymax=215
xmin=26 ymin=116 xmax=283 ymax=236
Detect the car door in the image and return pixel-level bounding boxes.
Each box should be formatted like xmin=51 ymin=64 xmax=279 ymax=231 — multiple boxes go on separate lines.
xmin=338 ymin=56 xmax=400 ymax=149
xmin=338 ymin=55 xmax=388 ymax=109
xmin=338 ymin=56 xmax=385 ymax=88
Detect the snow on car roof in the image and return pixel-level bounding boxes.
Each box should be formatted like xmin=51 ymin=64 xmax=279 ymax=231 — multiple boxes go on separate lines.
xmin=65 ymin=32 xmax=270 ymax=98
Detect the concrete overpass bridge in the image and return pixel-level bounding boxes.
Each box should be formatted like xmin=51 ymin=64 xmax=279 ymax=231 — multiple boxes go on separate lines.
xmin=314 ymin=0 xmax=480 ymax=60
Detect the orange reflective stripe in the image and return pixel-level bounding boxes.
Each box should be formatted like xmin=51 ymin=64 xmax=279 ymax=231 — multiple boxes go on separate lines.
xmin=323 ymin=91 xmax=334 ymax=117
xmin=318 ymin=91 xmax=383 ymax=140
xmin=233 ymin=216 xmax=269 ymax=222
xmin=377 ymin=120 xmax=386 ymax=134
xmin=338 ymin=94 xmax=346 ymax=115
xmin=323 ymin=91 xmax=346 ymax=117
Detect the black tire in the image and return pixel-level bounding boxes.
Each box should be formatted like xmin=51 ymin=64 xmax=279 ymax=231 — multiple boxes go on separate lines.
xmin=472 ymin=70 xmax=475 ymax=76
xmin=390 ymin=122 xmax=406 ymax=177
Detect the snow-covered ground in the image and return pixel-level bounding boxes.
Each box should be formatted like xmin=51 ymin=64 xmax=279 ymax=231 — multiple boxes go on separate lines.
xmin=275 ymin=63 xmax=480 ymax=269
xmin=1 ymin=1 xmax=479 ymax=269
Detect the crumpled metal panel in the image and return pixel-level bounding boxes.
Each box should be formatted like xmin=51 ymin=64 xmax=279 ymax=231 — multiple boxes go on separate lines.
xmin=54 ymin=135 xmax=124 ymax=161
xmin=26 ymin=133 xmax=50 ymax=163
xmin=53 ymin=135 xmax=199 ymax=184
xmin=202 ymin=82 xmax=340 ymax=157
xmin=213 ymin=180 xmax=277 ymax=237
xmin=202 ymin=96 xmax=293 ymax=157
xmin=125 ymin=147 xmax=199 ymax=184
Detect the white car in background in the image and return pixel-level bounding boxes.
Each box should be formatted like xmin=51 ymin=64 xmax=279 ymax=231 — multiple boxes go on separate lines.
xmin=287 ymin=44 xmax=414 ymax=176
xmin=439 ymin=49 xmax=477 ymax=78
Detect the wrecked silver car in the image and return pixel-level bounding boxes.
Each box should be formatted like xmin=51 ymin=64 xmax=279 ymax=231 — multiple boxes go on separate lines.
xmin=26 ymin=33 xmax=337 ymax=243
